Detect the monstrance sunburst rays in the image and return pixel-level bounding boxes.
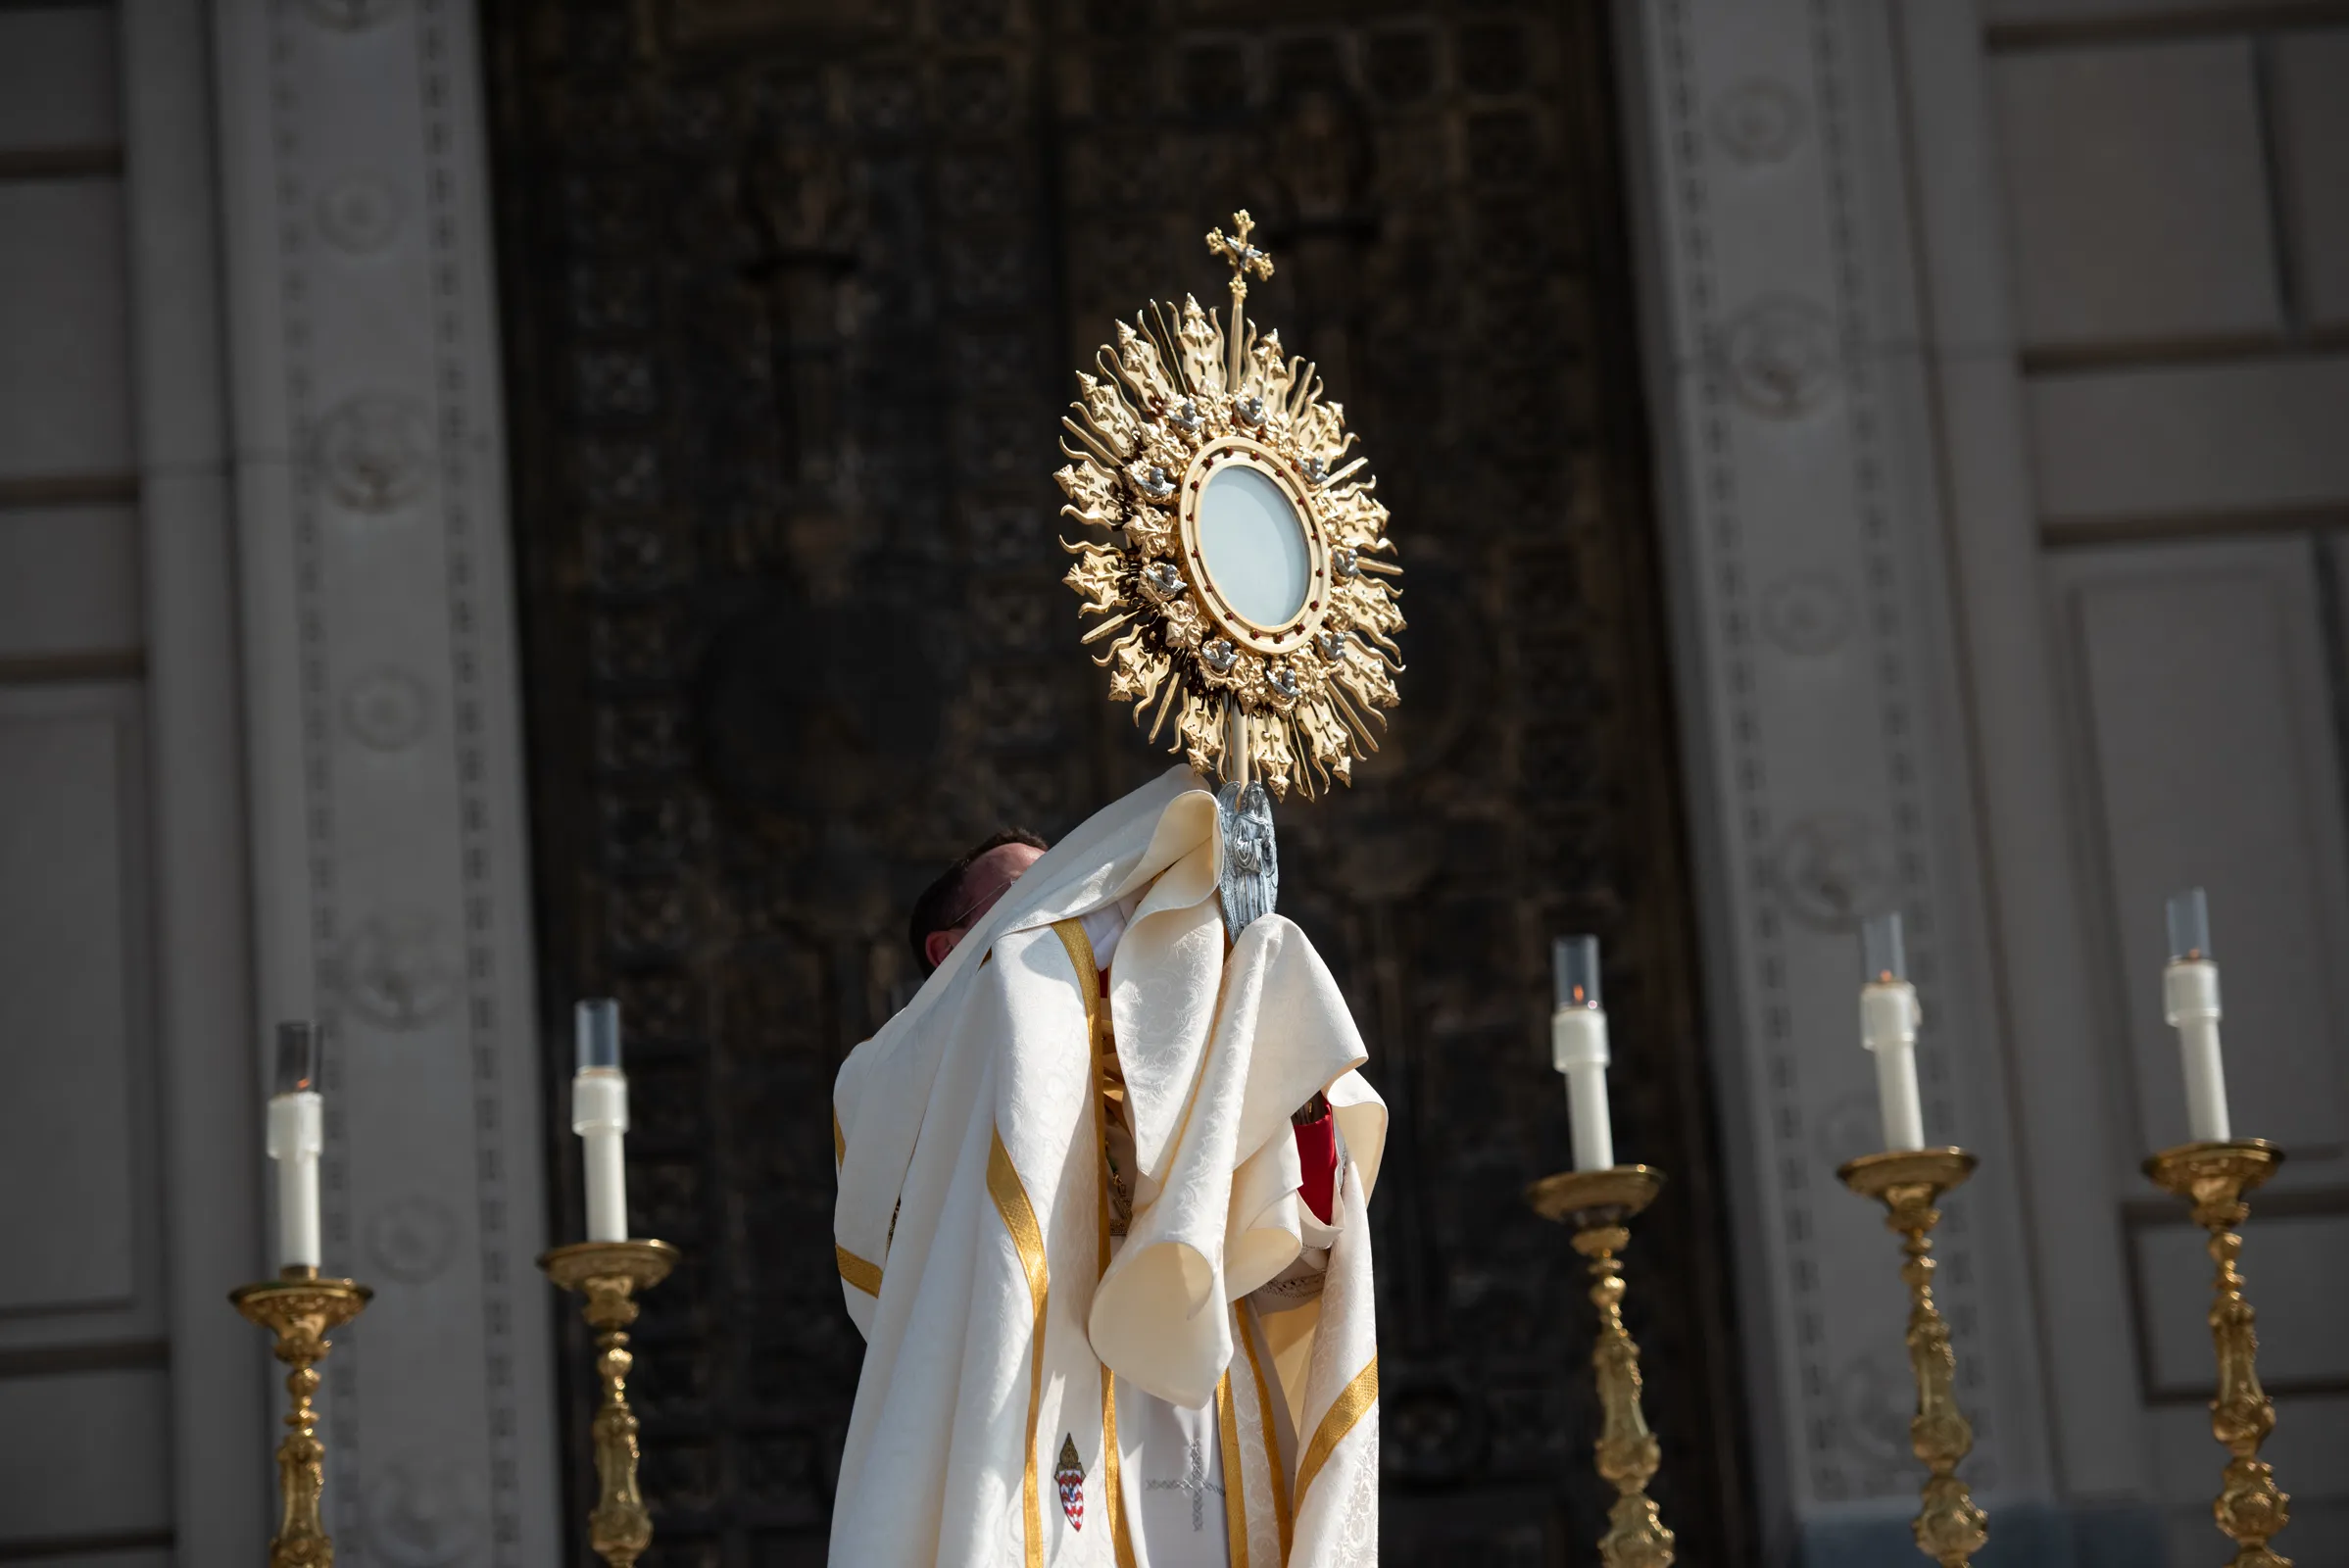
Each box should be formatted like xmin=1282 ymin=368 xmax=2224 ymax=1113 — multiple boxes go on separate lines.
xmin=1055 ymin=211 xmax=1403 ymax=800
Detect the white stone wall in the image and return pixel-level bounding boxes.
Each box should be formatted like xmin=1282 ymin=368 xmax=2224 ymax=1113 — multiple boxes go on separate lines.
xmin=0 ymin=3 xmax=267 ymax=1559
xmin=1981 ymin=5 xmax=2349 ymax=1561
xmin=209 ymin=0 xmax=563 ymax=1555
xmin=1618 ymin=1 xmax=2349 ymax=1562
xmin=0 ymin=0 xmax=560 ymax=1558
xmin=1612 ymin=3 xmax=2058 ymax=1556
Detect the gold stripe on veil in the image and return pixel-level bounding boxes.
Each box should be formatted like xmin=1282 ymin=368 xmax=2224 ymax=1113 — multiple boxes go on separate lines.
xmin=988 ymin=1131 xmax=1050 ymax=1568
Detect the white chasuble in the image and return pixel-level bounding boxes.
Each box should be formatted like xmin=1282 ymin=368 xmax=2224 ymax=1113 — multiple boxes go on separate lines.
xmin=829 ymin=767 xmax=1384 ymax=1566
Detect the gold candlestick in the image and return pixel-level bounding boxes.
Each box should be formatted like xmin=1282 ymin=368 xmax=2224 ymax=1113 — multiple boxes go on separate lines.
xmin=1837 ymin=1148 xmax=1988 ymax=1568
xmin=541 ymin=1239 xmax=679 ymax=1568
xmin=230 ymin=1267 xmax=373 ymax=1568
xmin=1527 ymin=1164 xmax=1676 ymax=1568
xmin=2145 ymin=1139 xmax=2291 ymax=1568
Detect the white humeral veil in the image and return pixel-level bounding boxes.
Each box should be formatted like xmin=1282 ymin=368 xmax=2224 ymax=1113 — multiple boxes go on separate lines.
xmin=830 ymin=766 xmax=1385 ymax=1566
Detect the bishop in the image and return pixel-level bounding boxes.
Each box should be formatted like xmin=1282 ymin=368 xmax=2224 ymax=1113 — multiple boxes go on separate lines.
xmin=829 ymin=767 xmax=1385 ymax=1565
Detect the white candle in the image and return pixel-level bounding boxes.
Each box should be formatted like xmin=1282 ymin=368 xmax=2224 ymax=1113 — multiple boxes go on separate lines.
xmin=266 ymin=1021 xmax=324 ymax=1271
xmin=1550 ymin=936 xmax=1615 ymax=1172
xmin=2164 ymin=888 xmax=2230 ymax=1143
xmin=574 ymin=1000 xmax=630 ymax=1242
xmin=1859 ymin=914 xmax=1927 ymax=1152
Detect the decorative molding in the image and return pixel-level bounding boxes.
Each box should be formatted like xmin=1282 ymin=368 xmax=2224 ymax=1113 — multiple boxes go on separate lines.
xmin=410 ymin=0 xmax=540 ymax=1539
xmin=1628 ymin=0 xmax=2047 ymax=1518
xmin=302 ymin=0 xmax=404 ymax=30
xmin=315 ymin=394 xmax=435 ymax=514
xmin=334 ymin=910 xmax=461 ymax=1028
xmin=1763 ymin=811 xmax=1891 ymax=932
xmin=1652 ymin=2 xmax=1835 ymax=1501
xmin=1760 ymin=571 xmax=1855 ymax=656
xmin=1714 ymin=295 xmax=1841 ymax=417
xmin=317 ymin=174 xmax=407 ymax=257
xmin=1812 ymin=1088 xmax=1884 ymax=1173
xmin=365 ymin=1194 xmax=459 ymax=1284
xmin=342 ymin=668 xmax=432 ymax=752
xmin=251 ymin=0 xmax=367 ymax=1506
xmin=364 ymin=1454 xmax=482 ymax=1566
xmin=1711 ymin=78 xmax=1808 ymax=166
xmin=1800 ymin=0 xmax=1996 ymax=1483
xmin=1834 ymin=1348 xmax=1918 ymax=1479
xmin=216 ymin=0 xmax=558 ymax=1552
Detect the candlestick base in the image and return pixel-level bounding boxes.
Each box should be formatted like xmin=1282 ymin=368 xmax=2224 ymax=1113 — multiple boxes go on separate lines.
xmin=2144 ymin=1140 xmax=2291 ymax=1568
xmin=1527 ymin=1165 xmax=1674 ymax=1568
xmin=1836 ymin=1148 xmax=1988 ymax=1568
xmin=230 ymin=1268 xmax=373 ymax=1568
xmin=540 ymin=1240 xmax=679 ymax=1568
xmin=1525 ymin=1163 xmax=1661 ymax=1228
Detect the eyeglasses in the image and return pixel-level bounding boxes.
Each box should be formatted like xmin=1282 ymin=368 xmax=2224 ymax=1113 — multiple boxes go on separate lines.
xmin=938 ymin=867 xmax=1025 ymax=933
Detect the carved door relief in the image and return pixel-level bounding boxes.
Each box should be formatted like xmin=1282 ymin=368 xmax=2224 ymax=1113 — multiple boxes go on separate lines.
xmin=487 ymin=1 xmax=1750 ymax=1561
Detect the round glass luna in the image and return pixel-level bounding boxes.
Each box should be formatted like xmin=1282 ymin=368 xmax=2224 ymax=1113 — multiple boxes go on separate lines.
xmin=1195 ymin=464 xmax=1312 ymax=627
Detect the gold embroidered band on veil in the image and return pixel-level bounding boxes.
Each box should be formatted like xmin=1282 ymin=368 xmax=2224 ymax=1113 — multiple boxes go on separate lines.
xmin=1296 ymin=1355 xmax=1380 ymax=1505
xmin=1239 ymin=1306 xmax=1293 ymax=1560
xmin=1053 ymin=918 xmax=1137 ymax=1566
xmin=988 ymin=1130 xmax=1050 ymax=1568
xmin=1215 ymin=1364 xmax=1249 ymax=1568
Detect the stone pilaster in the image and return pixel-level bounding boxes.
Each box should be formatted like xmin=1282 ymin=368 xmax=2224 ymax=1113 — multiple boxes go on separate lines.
xmin=1611 ymin=0 xmax=2058 ymax=1552
xmin=212 ymin=0 xmax=559 ymax=1555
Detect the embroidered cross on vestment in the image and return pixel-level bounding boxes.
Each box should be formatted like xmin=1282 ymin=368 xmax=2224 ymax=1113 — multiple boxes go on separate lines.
xmin=1145 ymin=1436 xmax=1222 ymax=1532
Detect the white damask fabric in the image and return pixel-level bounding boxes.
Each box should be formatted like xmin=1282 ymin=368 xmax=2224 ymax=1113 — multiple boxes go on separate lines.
xmin=828 ymin=768 xmax=1383 ymax=1566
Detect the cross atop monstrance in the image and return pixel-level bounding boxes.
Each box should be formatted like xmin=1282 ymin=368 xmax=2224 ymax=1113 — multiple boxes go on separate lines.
xmin=1205 ymin=211 xmax=1275 ymax=387
xmin=1206 ymin=209 xmax=1275 ymax=292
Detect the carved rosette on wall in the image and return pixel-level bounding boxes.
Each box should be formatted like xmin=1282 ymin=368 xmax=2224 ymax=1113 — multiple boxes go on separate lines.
xmin=1056 ymin=214 xmax=1403 ymax=797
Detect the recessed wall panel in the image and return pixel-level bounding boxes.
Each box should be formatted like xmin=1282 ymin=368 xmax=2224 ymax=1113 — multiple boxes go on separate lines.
xmin=0 ymin=181 xmax=131 ymax=479
xmin=2151 ymin=1395 xmax=2349 ymax=1560
xmin=1986 ymin=0 xmax=2287 ymax=22
xmin=0 ymin=1368 xmax=169 ymax=1548
xmin=1994 ymin=40 xmax=2280 ymax=348
xmin=2275 ymin=28 xmax=2349 ymax=332
xmin=2031 ymin=357 xmax=2349 ymax=523
xmin=0 ymin=691 xmax=144 ymax=1312
xmin=0 ymin=8 xmax=120 ymax=151
xmin=0 ymin=508 xmax=141 ymax=660
xmin=2057 ymin=539 xmax=2349 ymax=1166
xmin=2132 ymin=1210 xmax=2349 ymax=1394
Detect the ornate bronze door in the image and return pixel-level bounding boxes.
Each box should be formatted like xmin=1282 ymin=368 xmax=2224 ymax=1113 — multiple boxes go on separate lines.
xmin=488 ymin=2 xmax=1751 ymax=1560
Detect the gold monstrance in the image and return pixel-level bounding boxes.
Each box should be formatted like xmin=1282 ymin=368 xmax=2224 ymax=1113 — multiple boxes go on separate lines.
xmin=1057 ymin=212 xmax=1403 ymax=804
